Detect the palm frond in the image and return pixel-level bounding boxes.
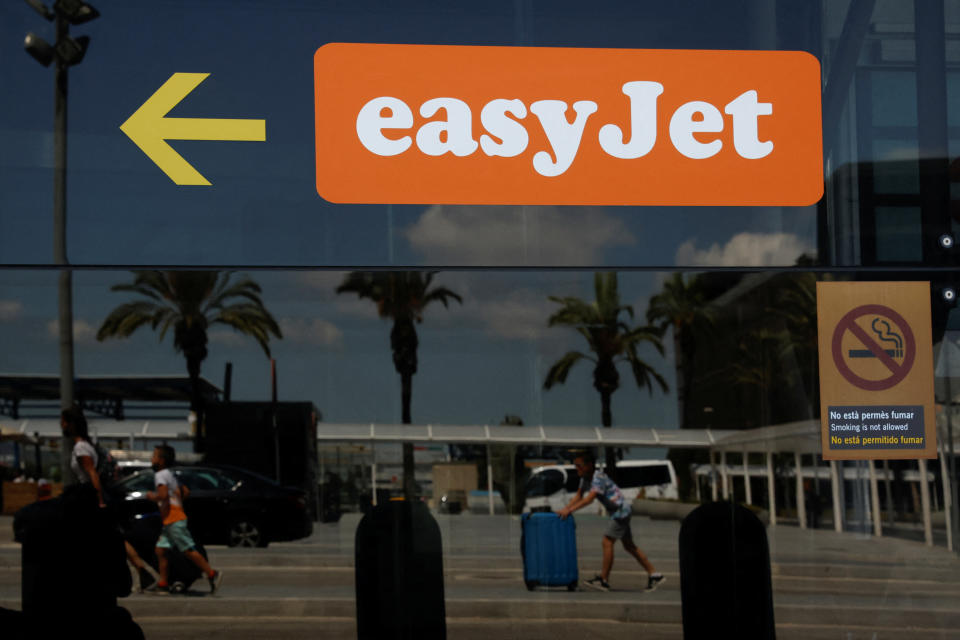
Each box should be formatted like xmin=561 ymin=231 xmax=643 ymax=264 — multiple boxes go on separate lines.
xmin=422 ymin=286 xmax=463 ymax=309
xmin=544 ymin=351 xmax=591 ymax=389
xmin=97 ymin=301 xmax=164 ymax=340
xmin=109 ymin=283 xmax=164 ymax=302
xmin=547 ymin=297 xmax=599 ymax=327
xmin=624 ymin=343 xmax=669 ymax=394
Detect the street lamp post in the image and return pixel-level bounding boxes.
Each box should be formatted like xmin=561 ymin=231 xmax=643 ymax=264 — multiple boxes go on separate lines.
xmin=23 ymin=0 xmax=99 ymax=484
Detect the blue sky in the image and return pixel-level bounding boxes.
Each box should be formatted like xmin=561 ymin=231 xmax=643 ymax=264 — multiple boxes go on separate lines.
xmin=0 ymin=1 xmax=826 ymax=434
xmin=0 ymin=268 xmax=684 ymax=432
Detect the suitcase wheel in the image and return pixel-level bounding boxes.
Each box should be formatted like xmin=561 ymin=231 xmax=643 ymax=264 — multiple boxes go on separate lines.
xmin=525 ymin=580 xmax=537 ymax=591
xmin=170 ymin=581 xmax=186 ymax=594
xmin=567 ymin=581 xmax=578 ymax=592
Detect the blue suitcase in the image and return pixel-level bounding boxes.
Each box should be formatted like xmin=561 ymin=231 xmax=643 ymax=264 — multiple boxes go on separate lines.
xmin=520 ymin=512 xmax=578 ymax=591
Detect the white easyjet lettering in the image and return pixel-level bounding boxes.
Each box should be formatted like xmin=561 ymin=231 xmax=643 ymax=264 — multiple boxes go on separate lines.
xmin=416 ymin=98 xmax=479 ymax=157
xmin=479 ymin=99 xmax=529 ymax=157
xmin=354 ymin=83 xmax=776 ymax=174
xmin=724 ymin=90 xmax=774 ymax=159
xmin=669 ymin=101 xmax=724 ymax=159
xmin=529 ymin=100 xmax=598 ymax=177
xmin=356 ymin=97 xmax=413 ymax=156
xmin=598 ymin=81 xmax=664 ymax=159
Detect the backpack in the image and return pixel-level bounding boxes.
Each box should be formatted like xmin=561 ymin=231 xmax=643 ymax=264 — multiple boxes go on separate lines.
xmin=74 ymin=441 xmax=118 ymax=486
xmin=93 ymin=443 xmax=119 ymax=486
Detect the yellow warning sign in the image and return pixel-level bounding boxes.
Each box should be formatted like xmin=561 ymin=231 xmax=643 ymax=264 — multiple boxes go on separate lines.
xmin=816 ymin=282 xmax=936 ymax=460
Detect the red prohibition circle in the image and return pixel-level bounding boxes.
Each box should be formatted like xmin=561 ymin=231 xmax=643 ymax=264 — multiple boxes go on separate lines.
xmin=831 ymin=304 xmax=916 ymax=391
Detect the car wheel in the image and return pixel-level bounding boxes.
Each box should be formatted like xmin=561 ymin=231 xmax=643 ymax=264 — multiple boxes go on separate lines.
xmin=228 ymin=519 xmax=266 ymax=548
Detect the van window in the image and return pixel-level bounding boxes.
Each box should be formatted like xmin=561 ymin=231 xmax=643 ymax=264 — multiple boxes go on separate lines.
xmin=617 ymin=465 xmax=672 ymax=488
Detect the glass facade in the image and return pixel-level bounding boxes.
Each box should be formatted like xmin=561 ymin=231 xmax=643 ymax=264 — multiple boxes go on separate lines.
xmin=2 ymin=1 xmax=960 ymax=638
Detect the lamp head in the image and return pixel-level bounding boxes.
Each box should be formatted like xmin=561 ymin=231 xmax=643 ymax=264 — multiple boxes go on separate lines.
xmin=25 ymin=0 xmax=55 ymax=21
xmin=54 ymin=0 xmax=99 ymax=25
xmin=55 ymin=34 xmax=90 ymax=66
xmin=24 ymin=32 xmax=55 ymax=67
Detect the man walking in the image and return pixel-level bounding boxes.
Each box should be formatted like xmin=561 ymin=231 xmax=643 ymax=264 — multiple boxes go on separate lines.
xmin=557 ymin=451 xmax=664 ymax=592
xmin=146 ymin=445 xmax=222 ymax=594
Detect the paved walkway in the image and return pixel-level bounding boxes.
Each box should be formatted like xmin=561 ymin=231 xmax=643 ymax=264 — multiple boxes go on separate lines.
xmin=3 ymin=512 xmax=960 ymax=638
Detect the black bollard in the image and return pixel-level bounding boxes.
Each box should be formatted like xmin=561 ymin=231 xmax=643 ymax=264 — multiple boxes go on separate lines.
xmin=14 ymin=484 xmax=141 ymax=638
xmin=679 ymin=502 xmax=776 ymax=640
xmin=355 ymin=499 xmax=446 ymax=640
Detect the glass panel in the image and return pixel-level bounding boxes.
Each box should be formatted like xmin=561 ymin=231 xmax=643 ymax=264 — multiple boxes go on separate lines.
xmin=1 ymin=266 xmax=956 ymax=636
xmin=3 ymin=0 xmax=960 ymax=638
xmin=875 ymin=206 xmax=923 ymax=260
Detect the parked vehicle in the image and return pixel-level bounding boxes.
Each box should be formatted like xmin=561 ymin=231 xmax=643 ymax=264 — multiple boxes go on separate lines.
xmin=107 ymin=464 xmax=313 ymax=547
xmin=522 ymin=460 xmax=679 ymax=513
xmin=437 ymin=489 xmax=466 ymax=514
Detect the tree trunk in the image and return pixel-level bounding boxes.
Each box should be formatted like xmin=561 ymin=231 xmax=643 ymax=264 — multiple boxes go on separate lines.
xmin=674 ymin=328 xmax=686 ymax=429
xmin=401 ymin=371 xmax=416 ymax=501
xmin=600 ymin=389 xmax=618 ymax=479
xmin=393 ymin=316 xmax=419 ymax=501
xmin=187 ymin=355 xmax=204 ymax=452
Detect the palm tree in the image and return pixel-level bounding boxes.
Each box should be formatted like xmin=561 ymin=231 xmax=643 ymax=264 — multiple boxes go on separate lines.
xmin=767 ymin=272 xmax=819 ymax=417
xmin=544 ymin=272 xmax=667 ymax=475
xmin=97 ymin=271 xmax=282 ymax=447
xmin=728 ymin=326 xmax=786 ymax=428
xmin=646 ymin=273 xmax=715 ymax=429
xmin=645 ymin=273 xmax=715 ymax=499
xmin=336 ymin=271 xmax=462 ymax=500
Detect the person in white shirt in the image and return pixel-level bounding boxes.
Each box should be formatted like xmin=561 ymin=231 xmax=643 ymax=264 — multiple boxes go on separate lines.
xmin=60 ymin=406 xmax=104 ymax=507
xmin=146 ymin=445 xmax=222 ymax=594
xmin=62 ymin=405 xmax=158 ymax=590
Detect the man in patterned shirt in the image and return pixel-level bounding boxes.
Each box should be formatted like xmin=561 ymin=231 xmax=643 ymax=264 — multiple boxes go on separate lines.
xmin=558 ymin=450 xmax=664 ymax=592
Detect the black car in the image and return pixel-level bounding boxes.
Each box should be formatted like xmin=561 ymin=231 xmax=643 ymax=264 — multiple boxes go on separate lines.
xmin=107 ymin=464 xmax=313 ymax=548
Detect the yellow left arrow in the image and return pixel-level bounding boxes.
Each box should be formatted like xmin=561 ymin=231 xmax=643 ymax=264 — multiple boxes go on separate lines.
xmin=120 ymin=73 xmax=266 ymax=186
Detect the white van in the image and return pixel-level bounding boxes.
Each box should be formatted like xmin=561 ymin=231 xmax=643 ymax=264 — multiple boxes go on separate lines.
xmin=522 ymin=460 xmax=678 ymax=513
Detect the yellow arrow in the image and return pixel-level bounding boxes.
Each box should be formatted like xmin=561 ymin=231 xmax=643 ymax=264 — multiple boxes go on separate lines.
xmin=120 ymin=73 xmax=266 ymax=186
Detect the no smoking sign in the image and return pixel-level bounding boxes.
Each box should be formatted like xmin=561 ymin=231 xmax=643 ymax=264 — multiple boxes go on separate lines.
xmin=817 ymin=282 xmax=936 ymax=460
xmin=831 ymin=304 xmax=916 ymax=391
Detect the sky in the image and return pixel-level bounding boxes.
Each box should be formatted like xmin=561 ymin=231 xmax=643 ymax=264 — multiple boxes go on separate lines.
xmin=0 ymin=1 xmax=835 ymax=437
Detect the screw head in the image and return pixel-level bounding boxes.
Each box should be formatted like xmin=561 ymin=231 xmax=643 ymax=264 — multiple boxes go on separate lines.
xmin=940 ymin=234 xmax=955 ymax=249
xmin=944 ymin=287 xmax=957 ymax=303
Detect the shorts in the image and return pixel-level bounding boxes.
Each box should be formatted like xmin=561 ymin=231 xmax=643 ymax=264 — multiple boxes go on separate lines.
xmin=605 ymin=516 xmax=632 ymax=540
xmin=157 ymin=520 xmax=197 ymax=553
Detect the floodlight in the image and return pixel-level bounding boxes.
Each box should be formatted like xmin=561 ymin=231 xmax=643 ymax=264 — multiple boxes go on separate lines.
xmin=25 ymin=0 xmax=55 ymax=21
xmin=24 ymin=32 xmax=54 ymax=67
xmin=55 ymin=34 xmax=89 ymax=66
xmin=54 ymin=0 xmax=99 ymax=25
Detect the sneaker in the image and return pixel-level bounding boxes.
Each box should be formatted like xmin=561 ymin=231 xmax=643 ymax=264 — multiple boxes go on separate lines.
xmin=646 ymin=573 xmax=666 ymax=592
xmin=149 ymin=583 xmax=170 ymax=595
xmin=137 ymin=567 xmax=157 ymax=592
xmin=208 ymin=570 xmax=223 ymax=594
xmin=583 ymin=575 xmax=610 ymax=592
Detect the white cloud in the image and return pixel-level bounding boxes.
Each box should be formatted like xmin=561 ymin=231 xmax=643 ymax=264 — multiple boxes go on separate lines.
xmin=211 ymin=318 xmax=342 ymax=349
xmin=46 ymin=319 xmax=97 ymax=344
xmin=0 ymin=300 xmax=23 ymax=321
xmin=403 ymin=205 xmax=635 ymax=265
xmin=424 ymin=273 xmax=569 ymax=343
xmin=278 ymin=317 xmax=343 ymax=347
xmin=675 ymin=232 xmax=814 ymax=267
xmin=446 ymin=288 xmax=554 ymax=341
xmin=295 ymin=272 xmax=348 ymax=298
xmin=295 ymin=272 xmax=380 ymax=319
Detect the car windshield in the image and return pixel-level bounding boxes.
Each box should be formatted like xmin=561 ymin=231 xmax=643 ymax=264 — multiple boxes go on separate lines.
xmin=114 ymin=470 xmax=155 ymax=494
xmin=525 ymin=469 xmax=565 ymax=497
xmin=175 ymin=468 xmax=236 ymax=491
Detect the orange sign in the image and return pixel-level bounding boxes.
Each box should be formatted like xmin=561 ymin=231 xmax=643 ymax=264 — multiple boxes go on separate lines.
xmin=817 ymin=282 xmax=937 ymax=460
xmin=313 ymin=43 xmax=823 ymax=206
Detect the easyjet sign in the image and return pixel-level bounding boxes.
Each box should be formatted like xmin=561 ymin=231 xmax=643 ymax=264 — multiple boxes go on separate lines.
xmin=314 ymin=44 xmax=822 ymax=206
